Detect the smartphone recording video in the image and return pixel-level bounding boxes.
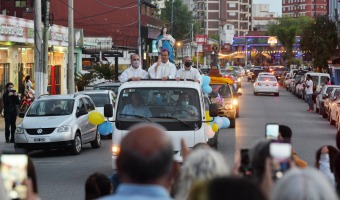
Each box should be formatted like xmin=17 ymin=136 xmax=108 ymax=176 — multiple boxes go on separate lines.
xmin=265 ymin=124 xmax=279 ymax=140
xmin=240 ymin=149 xmax=252 ymax=177
xmin=0 ymin=154 xmax=28 ymax=200
xmin=270 ymin=143 xmax=292 ymax=179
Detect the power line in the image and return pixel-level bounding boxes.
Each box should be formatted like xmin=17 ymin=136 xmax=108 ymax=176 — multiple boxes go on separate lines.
xmin=94 ymin=0 xmax=137 ymax=9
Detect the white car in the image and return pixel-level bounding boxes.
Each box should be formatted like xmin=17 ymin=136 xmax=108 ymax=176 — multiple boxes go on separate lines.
xmin=15 ymin=94 xmax=101 ymax=154
xmin=253 ymin=75 xmax=279 ymax=96
xmin=77 ymin=90 xmax=116 ymax=122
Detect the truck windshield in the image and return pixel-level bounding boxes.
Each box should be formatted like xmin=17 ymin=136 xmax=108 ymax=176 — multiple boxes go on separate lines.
xmin=116 ymin=88 xmax=201 ymax=122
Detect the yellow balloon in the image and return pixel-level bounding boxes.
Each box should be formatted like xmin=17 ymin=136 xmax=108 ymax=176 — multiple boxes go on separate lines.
xmin=212 ymin=123 xmax=219 ymax=133
xmin=205 ymin=111 xmax=212 ymax=124
xmin=88 ymin=111 xmax=105 ymax=125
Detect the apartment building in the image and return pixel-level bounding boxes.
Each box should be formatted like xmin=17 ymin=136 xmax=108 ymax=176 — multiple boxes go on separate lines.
xmin=252 ymin=4 xmax=277 ymax=31
xmin=282 ymin=0 xmax=327 ymax=17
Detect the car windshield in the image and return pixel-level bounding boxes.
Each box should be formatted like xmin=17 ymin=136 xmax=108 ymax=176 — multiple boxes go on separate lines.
xmin=320 ymin=76 xmax=328 ymax=85
xmin=273 ymin=67 xmax=286 ymax=71
xmin=326 ymin=87 xmax=339 ymax=94
xmin=94 ymin=85 xmax=119 ymax=94
xmin=210 ymin=84 xmax=232 ymax=98
xmin=258 ymin=77 xmax=276 ymax=82
xmin=116 ymin=88 xmax=201 ymax=121
xmin=85 ymin=93 xmax=110 ymax=107
xmin=26 ymin=99 xmax=74 ymax=116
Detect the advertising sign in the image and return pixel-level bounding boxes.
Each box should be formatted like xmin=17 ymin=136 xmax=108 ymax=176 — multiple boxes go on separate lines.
xmin=195 ymin=35 xmax=208 ymax=44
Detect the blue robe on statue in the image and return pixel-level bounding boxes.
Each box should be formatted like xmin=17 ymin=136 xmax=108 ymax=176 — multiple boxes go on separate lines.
xmin=157 ymin=35 xmax=175 ymax=63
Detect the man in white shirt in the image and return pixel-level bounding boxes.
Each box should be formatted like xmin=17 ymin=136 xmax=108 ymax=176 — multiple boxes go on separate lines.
xmin=148 ymin=49 xmax=177 ymax=80
xmin=305 ymin=74 xmax=314 ymax=112
xmin=176 ymin=56 xmax=201 ymax=83
xmin=119 ymin=54 xmax=149 ymax=82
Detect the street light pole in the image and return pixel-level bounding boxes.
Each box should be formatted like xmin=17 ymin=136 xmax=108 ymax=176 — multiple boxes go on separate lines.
xmin=67 ymin=0 xmax=75 ymax=93
xmin=34 ymin=0 xmax=42 ymax=97
xmin=171 ymin=0 xmax=174 ymax=35
xmin=138 ymin=0 xmax=142 ymax=64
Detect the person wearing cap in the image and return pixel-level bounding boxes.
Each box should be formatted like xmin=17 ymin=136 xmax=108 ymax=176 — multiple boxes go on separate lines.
xmin=148 ymin=49 xmax=177 ymax=80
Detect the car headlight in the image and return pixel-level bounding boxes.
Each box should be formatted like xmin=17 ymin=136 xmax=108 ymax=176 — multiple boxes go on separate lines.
xmin=224 ymin=104 xmax=233 ymax=110
xmin=15 ymin=127 xmax=24 ymax=134
xmin=233 ymin=99 xmax=238 ymax=105
xmin=57 ymin=125 xmax=72 ymax=133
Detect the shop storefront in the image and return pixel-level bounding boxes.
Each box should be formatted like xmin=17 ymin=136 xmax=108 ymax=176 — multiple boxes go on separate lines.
xmin=0 ymin=14 xmax=69 ymax=95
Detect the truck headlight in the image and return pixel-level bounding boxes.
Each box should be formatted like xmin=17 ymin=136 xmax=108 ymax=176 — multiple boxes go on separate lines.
xmin=57 ymin=125 xmax=72 ymax=133
xmin=15 ymin=127 xmax=24 ymax=134
xmin=112 ymin=145 xmax=121 ymax=156
xmin=224 ymin=104 xmax=233 ymax=110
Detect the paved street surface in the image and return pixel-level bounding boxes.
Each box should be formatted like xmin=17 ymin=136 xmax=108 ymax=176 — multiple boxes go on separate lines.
xmin=0 ymin=77 xmax=337 ymax=199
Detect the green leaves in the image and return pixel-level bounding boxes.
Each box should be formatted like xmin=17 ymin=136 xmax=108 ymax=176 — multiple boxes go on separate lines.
xmin=93 ymin=62 xmax=116 ymax=81
xmin=75 ymin=72 xmax=95 ymax=91
xmin=300 ymin=15 xmax=337 ymax=69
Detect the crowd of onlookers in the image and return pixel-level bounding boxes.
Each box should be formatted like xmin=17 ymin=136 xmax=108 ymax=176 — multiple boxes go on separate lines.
xmin=1 ymin=123 xmax=340 ymax=200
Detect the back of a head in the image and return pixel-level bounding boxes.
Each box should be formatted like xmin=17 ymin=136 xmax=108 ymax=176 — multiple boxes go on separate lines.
xmin=271 ymin=167 xmax=338 ymax=200
xmin=315 ymin=145 xmax=339 ymax=172
xmin=279 ymin=125 xmax=292 ymax=141
xmin=174 ymin=148 xmax=229 ymax=200
xmin=207 ymin=177 xmax=266 ymax=200
xmin=117 ymin=123 xmax=173 ymax=183
xmin=249 ymin=140 xmax=270 ymax=184
xmin=85 ymin=173 xmax=112 ymax=200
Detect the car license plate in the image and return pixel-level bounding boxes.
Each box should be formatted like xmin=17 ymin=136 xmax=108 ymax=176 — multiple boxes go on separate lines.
xmin=29 ymin=137 xmax=50 ymax=143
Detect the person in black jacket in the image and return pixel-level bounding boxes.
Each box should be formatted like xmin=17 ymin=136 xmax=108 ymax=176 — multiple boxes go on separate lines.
xmin=3 ymin=82 xmax=20 ymax=143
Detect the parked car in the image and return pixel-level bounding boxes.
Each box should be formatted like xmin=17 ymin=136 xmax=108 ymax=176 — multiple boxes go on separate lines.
xmin=328 ymin=94 xmax=340 ymax=125
xmin=253 ymin=75 xmax=279 ymax=96
xmin=77 ymin=90 xmax=116 ymax=137
xmin=323 ymin=88 xmax=340 ymax=119
xmin=15 ymin=94 xmax=101 ymax=154
xmin=315 ymin=85 xmax=340 ymax=115
xmin=272 ymin=66 xmax=287 ymax=80
xmin=93 ymin=82 xmax=121 ymax=95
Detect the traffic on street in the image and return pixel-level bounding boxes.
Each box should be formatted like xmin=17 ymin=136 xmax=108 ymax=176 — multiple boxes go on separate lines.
xmin=1 ymin=76 xmax=338 ymax=199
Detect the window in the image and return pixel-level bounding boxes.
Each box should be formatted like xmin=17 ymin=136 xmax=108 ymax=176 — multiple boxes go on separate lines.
xmin=229 ymin=12 xmax=236 ymax=16
xmin=15 ymin=0 xmax=26 ymax=8
xmin=229 ymin=3 xmax=236 ymax=7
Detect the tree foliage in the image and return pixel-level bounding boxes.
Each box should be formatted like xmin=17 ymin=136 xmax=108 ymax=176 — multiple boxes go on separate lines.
xmin=300 ymin=15 xmax=337 ymax=69
xmin=75 ymin=72 xmax=95 ymax=91
xmin=160 ymin=0 xmax=195 ymax=40
xmin=268 ymin=16 xmax=312 ymax=60
xmin=93 ymin=62 xmax=116 ymax=81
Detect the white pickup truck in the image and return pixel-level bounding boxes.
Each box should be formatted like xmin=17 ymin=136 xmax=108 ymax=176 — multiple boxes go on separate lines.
xmin=103 ymin=80 xmax=218 ymax=168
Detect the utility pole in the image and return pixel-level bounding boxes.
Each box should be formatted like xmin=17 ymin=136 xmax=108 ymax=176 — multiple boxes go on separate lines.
xmin=138 ymin=0 xmax=142 ymax=64
xmin=42 ymin=0 xmax=50 ymax=94
xmin=34 ymin=0 xmax=42 ymax=98
xmin=68 ymin=0 xmax=75 ymax=93
xmin=171 ymin=0 xmax=174 ymax=35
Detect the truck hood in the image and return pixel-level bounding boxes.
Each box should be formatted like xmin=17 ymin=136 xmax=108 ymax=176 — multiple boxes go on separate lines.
xmin=22 ymin=115 xmax=72 ymax=128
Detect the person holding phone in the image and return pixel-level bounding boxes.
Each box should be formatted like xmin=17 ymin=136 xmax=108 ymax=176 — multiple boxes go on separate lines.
xmin=3 ymin=82 xmax=20 ymax=143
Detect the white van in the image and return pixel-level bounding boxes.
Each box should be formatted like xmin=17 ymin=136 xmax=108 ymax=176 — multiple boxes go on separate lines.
xmin=304 ymin=72 xmax=330 ymax=93
xmin=103 ymin=80 xmax=218 ymax=168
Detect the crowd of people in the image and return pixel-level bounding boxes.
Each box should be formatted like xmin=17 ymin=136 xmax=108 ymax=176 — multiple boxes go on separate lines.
xmin=1 ymin=121 xmax=340 ymax=200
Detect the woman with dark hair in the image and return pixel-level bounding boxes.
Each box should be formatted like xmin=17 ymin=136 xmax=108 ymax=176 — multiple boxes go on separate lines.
xmin=85 ymin=173 xmax=112 ymax=200
xmin=315 ymin=145 xmax=339 ymax=187
xmin=157 ymin=27 xmax=175 ymax=63
xmin=24 ymin=75 xmax=34 ymax=95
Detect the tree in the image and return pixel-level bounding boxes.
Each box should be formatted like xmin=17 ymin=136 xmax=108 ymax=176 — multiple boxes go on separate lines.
xmin=300 ymin=15 xmax=337 ymax=69
xmin=268 ymin=16 xmax=312 ymax=60
xmin=160 ymin=0 xmax=194 ymax=41
xmin=75 ymin=72 xmax=95 ymax=91
xmin=93 ymin=62 xmax=116 ymax=81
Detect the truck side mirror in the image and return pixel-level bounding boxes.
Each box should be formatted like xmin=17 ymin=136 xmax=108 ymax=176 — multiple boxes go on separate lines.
xmin=209 ymin=103 xmax=219 ymax=117
xmin=104 ymin=104 xmax=113 ymax=118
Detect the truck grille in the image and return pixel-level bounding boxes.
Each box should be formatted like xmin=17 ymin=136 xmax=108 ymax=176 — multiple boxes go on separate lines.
xmin=26 ymin=128 xmax=56 ymax=135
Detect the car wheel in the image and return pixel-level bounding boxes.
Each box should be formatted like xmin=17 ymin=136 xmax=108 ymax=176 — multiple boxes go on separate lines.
xmin=207 ymin=131 xmax=218 ymax=149
xmin=316 ymin=107 xmax=319 ymax=113
xmin=254 ymin=92 xmax=257 ymax=96
xmin=322 ymin=110 xmax=327 ymax=118
xmin=275 ymin=93 xmax=279 ymax=96
xmin=70 ymin=133 xmax=82 ymax=155
xmin=91 ymin=131 xmax=101 ymax=148
xmin=330 ymin=116 xmax=336 ymax=125
xmin=229 ymin=118 xmax=236 ymax=128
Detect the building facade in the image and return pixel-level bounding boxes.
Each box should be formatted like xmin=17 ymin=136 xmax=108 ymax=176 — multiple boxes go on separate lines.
xmin=282 ymin=0 xmax=327 ymax=17
xmin=252 ymin=4 xmax=277 ymax=31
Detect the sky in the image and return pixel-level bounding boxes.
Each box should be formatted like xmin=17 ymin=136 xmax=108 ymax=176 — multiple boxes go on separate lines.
xmin=253 ymin=0 xmax=282 ymax=16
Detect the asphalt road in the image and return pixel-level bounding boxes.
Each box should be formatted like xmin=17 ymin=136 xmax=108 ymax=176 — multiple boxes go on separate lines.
xmin=0 ymin=77 xmax=337 ymax=199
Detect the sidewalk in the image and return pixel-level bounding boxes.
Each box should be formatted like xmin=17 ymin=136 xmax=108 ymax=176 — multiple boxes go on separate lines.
xmin=0 ymin=117 xmax=22 ymax=148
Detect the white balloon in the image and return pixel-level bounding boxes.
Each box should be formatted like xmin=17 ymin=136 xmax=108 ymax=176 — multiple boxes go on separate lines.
xmin=205 ymin=125 xmax=215 ymax=138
